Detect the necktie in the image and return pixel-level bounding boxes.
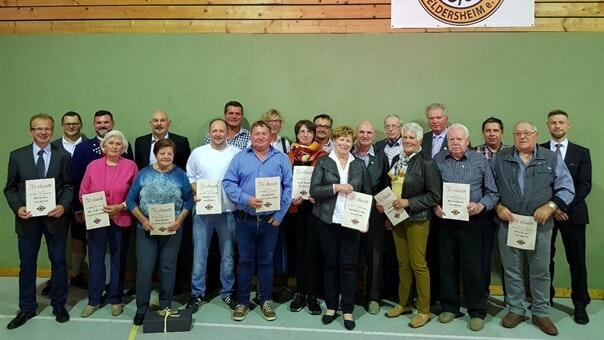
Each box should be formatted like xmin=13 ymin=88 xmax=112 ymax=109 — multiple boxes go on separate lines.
xmin=555 ymin=143 xmax=562 ymax=158
xmin=36 ymin=149 xmax=46 ymax=178
xmin=432 ymin=135 xmax=440 ymax=157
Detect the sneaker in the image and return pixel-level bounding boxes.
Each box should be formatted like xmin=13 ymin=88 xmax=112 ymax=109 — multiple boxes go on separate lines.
xmin=289 ymin=293 xmax=306 ymax=312
xmin=222 ymin=295 xmax=236 ymax=310
xmin=470 ymin=317 xmax=484 ymax=331
xmin=185 ymin=295 xmax=203 ymax=313
xmin=111 ymin=304 xmax=123 ymax=316
xmin=261 ymin=301 xmax=277 ymax=321
xmin=70 ymin=273 xmax=88 ymax=289
xmin=438 ymin=312 xmax=457 ymax=324
xmin=367 ymin=300 xmax=380 ymax=315
xmin=80 ymin=304 xmax=98 ymax=318
xmin=232 ymin=304 xmax=249 ymax=321
xmin=306 ymin=295 xmax=322 ymax=315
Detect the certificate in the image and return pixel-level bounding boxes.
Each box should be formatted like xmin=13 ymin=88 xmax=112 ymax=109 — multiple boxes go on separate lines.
xmin=26 ymin=178 xmax=56 ymax=217
xmin=507 ymin=214 xmax=537 ymax=250
xmin=149 ymin=203 xmax=176 ymax=236
xmin=442 ymin=182 xmax=470 ymax=221
xmin=196 ymin=179 xmax=222 ymax=215
xmin=292 ymin=166 xmax=314 ymax=200
xmin=374 ymin=187 xmax=409 ymax=226
xmin=82 ymin=191 xmax=110 ymax=230
xmin=255 ymin=177 xmax=281 ymax=213
xmin=341 ymin=191 xmax=373 ymax=233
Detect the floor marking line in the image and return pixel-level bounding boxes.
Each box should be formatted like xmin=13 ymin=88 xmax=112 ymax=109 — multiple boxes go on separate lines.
xmin=127 ymin=325 xmax=139 ymax=340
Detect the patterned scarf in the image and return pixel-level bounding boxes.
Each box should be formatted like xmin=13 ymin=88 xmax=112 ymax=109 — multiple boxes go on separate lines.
xmin=290 ymin=141 xmax=322 ymax=165
xmin=390 ymin=146 xmax=422 ymax=179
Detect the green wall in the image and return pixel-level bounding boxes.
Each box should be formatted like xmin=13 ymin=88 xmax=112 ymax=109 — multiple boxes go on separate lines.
xmin=1 ymin=33 xmax=602 ymax=289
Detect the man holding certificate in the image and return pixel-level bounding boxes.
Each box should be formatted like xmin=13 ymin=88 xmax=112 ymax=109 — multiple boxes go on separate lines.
xmin=4 ymin=113 xmax=73 ymax=329
xmin=223 ymin=121 xmax=292 ymax=322
xmin=433 ymin=124 xmax=499 ymax=332
xmin=492 ymin=121 xmax=574 ymax=336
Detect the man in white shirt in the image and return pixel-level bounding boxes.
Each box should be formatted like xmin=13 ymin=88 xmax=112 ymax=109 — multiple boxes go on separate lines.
xmin=375 ymin=114 xmax=403 ymax=166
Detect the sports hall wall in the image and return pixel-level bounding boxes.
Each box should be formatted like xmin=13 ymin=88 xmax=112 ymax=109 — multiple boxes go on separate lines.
xmin=0 ymin=2 xmax=603 ymax=294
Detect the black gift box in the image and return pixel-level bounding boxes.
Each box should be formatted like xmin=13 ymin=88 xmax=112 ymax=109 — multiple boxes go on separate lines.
xmin=142 ymin=308 xmax=192 ymax=333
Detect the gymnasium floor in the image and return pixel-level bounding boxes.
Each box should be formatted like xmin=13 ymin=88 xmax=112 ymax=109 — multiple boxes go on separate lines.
xmin=0 ymin=277 xmax=600 ymax=340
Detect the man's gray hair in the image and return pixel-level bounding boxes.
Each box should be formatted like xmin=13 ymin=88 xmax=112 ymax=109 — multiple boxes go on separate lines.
xmin=401 ymin=122 xmax=423 ymax=141
xmin=383 ymin=114 xmax=401 ymax=125
xmin=513 ymin=121 xmax=538 ymax=133
xmin=101 ymin=129 xmax=129 ymax=151
xmin=448 ymin=123 xmax=469 ymax=138
xmin=425 ymin=103 xmax=448 ymax=116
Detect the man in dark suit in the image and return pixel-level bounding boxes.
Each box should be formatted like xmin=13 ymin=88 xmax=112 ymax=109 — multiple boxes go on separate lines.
xmin=134 ymin=110 xmax=191 ymax=294
xmin=374 ymin=114 xmax=402 ymax=167
xmin=542 ymin=109 xmax=592 ymax=325
xmin=4 ymin=113 xmax=73 ymax=329
xmin=421 ymin=103 xmax=449 ymax=158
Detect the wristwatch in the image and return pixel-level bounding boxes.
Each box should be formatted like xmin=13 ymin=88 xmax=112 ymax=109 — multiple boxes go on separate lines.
xmin=547 ymin=201 xmax=557 ymax=211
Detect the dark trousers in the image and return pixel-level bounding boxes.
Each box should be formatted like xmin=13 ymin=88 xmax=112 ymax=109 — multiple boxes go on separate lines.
xmin=360 ymin=212 xmax=385 ymax=301
xmin=135 ymin=226 xmax=183 ymax=314
xmin=87 ymin=223 xmax=131 ymax=306
xmin=18 ymin=219 xmax=68 ymax=312
xmin=174 ymin=215 xmax=193 ymax=291
xmin=549 ymin=222 xmax=590 ymax=307
xmin=439 ymin=214 xmax=487 ymax=318
xmin=426 ymin=217 xmax=441 ymax=304
xmin=481 ymin=211 xmax=497 ymax=294
xmin=289 ymin=208 xmax=322 ymax=296
xmin=317 ymin=219 xmax=360 ymax=314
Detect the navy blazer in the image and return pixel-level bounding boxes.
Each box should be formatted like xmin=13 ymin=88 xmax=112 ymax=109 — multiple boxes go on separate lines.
xmin=134 ymin=132 xmax=191 ymax=171
xmin=540 ymin=141 xmax=591 ymax=224
xmin=4 ymin=143 xmax=73 ymax=236
xmin=421 ymin=131 xmax=447 ymax=158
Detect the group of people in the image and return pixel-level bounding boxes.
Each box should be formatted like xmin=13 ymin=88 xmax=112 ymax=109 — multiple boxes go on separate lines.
xmin=3 ymin=101 xmax=591 ymax=337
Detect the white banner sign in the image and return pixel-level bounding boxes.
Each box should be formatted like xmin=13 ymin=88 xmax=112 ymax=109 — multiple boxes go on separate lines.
xmin=392 ymin=0 xmax=534 ymax=28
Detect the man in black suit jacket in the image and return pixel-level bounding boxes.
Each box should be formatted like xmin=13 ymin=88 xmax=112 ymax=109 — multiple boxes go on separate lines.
xmin=3 ymin=113 xmax=73 ymax=329
xmin=421 ymin=103 xmax=449 ymax=159
xmin=543 ymin=109 xmax=592 ymax=325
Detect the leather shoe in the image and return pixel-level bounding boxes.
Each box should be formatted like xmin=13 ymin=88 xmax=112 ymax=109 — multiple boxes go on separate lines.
xmin=344 ymin=319 xmax=356 ymax=330
xmin=531 ymin=316 xmax=558 ymax=336
xmin=502 ymin=311 xmax=525 ymax=328
xmin=321 ymin=312 xmax=338 ymax=325
xmin=7 ymin=310 xmax=35 ymax=329
xmin=53 ymin=307 xmax=70 ymax=323
xmin=574 ymin=307 xmax=589 ymax=325
xmin=133 ymin=313 xmax=145 ymax=326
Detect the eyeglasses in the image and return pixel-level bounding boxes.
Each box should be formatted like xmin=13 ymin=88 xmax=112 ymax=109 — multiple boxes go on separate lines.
xmin=62 ymin=123 xmax=81 ymax=127
xmin=31 ymin=127 xmax=53 ymax=132
xmin=315 ymin=124 xmax=331 ymax=130
xmin=513 ymin=131 xmax=537 ymax=137
xmin=266 ymin=119 xmax=282 ymax=124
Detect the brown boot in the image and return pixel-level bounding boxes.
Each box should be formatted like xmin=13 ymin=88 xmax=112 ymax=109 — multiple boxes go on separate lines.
xmin=501 ymin=311 xmax=525 ymax=328
xmin=531 ymin=316 xmax=558 ymax=336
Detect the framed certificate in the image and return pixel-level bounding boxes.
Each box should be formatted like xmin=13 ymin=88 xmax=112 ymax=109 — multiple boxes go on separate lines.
xmin=341 ymin=191 xmax=373 ymax=233
xmin=26 ymin=178 xmax=56 ymax=217
xmin=82 ymin=191 xmax=110 ymax=230
xmin=292 ymin=166 xmax=314 ymax=200
xmin=374 ymin=187 xmax=409 ymax=226
xmin=442 ymin=182 xmax=470 ymax=221
xmin=507 ymin=214 xmax=537 ymax=250
xmin=149 ymin=203 xmax=176 ymax=236
xmin=196 ymin=179 xmax=222 ymax=215
xmin=255 ymin=177 xmax=281 ymax=213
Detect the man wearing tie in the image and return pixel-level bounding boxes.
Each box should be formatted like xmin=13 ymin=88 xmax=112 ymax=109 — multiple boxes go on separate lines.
xmin=542 ymin=109 xmax=592 ymax=325
xmin=4 ymin=113 xmax=73 ymax=329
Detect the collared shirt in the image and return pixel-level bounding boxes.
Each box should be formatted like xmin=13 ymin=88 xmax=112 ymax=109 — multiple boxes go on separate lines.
xmin=319 ymin=139 xmax=334 ymax=153
xmin=32 ymin=144 xmax=51 ymax=176
xmin=549 ymin=139 xmax=568 ymax=160
xmin=431 ymin=128 xmax=448 ymax=157
xmin=328 ymin=150 xmax=355 ymax=224
xmin=61 ymin=135 xmax=83 ymax=156
xmin=270 ymin=135 xmax=291 ymax=153
xmin=222 ymin=145 xmax=293 ymax=222
xmin=351 ymin=144 xmax=375 ymax=167
xmin=204 ymin=128 xmax=250 ymax=151
xmin=474 ymin=143 xmax=510 ymax=161
xmin=434 ymin=149 xmax=499 ymax=210
xmin=149 ymin=132 xmax=170 ymax=165
xmin=383 ymin=137 xmax=402 ymax=166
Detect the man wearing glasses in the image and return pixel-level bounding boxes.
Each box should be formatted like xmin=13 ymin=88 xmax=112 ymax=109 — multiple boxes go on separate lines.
xmin=375 ymin=115 xmax=403 ymax=167
xmin=313 ymin=114 xmax=334 ymax=153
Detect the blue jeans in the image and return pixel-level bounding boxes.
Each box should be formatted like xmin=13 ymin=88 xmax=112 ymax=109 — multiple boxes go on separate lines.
xmin=135 ymin=226 xmax=183 ymax=314
xmin=18 ymin=219 xmax=68 ymax=312
xmin=235 ymin=213 xmax=279 ymax=306
xmin=87 ymin=223 xmax=131 ymax=306
xmin=191 ymin=212 xmax=236 ymax=298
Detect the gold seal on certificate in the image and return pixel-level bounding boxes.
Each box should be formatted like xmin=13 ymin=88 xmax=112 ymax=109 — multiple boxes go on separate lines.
xmin=292 ymin=166 xmax=314 ymax=200
xmin=374 ymin=187 xmax=409 ymax=226
xmin=149 ymin=203 xmax=176 ymax=236
xmin=82 ymin=191 xmax=110 ymax=230
xmin=255 ymin=177 xmax=281 ymax=213
xmin=442 ymin=182 xmax=470 ymax=221
xmin=506 ymin=214 xmax=537 ymax=250
xmin=196 ymin=179 xmax=222 ymax=215
xmin=342 ymin=191 xmax=373 ymax=233
xmin=25 ymin=178 xmax=56 ymax=217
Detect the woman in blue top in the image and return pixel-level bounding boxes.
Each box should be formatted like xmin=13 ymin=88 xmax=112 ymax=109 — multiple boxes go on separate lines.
xmin=126 ymin=139 xmax=194 ymax=325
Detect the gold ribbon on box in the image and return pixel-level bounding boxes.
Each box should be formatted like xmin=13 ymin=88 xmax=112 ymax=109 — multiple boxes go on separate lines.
xmin=157 ymin=308 xmax=180 ymax=333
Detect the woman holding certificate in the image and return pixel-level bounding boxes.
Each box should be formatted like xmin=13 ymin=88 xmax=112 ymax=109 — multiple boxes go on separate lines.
xmin=126 ymin=138 xmax=194 ymax=325
xmin=309 ymin=126 xmax=366 ymax=330
xmin=379 ymin=122 xmax=441 ymax=328
xmin=79 ymin=130 xmax=138 ymax=318
xmin=286 ymin=119 xmax=327 ymax=315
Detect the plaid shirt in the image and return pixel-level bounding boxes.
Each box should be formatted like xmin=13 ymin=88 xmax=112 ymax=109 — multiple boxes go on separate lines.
xmin=204 ymin=128 xmax=250 ymax=150
xmin=474 ymin=143 xmax=510 ymax=161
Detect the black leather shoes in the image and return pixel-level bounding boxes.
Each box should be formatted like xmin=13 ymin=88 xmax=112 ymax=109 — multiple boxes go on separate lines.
xmin=7 ymin=310 xmax=36 ymax=329
xmin=133 ymin=313 xmax=145 ymax=326
xmin=53 ymin=307 xmax=70 ymax=323
xmin=344 ymin=319 xmax=356 ymax=330
xmin=321 ymin=313 xmax=338 ymax=325
xmin=574 ymin=307 xmax=589 ymax=325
